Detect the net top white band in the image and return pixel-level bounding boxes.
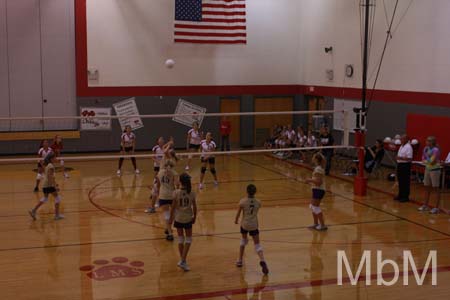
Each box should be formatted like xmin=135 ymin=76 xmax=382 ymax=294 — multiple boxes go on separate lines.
xmin=0 ymin=110 xmax=348 ymax=121
xmin=0 ymin=146 xmax=351 ymax=164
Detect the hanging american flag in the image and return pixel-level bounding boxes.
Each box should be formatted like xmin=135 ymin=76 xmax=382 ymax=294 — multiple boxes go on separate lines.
xmin=174 ymin=0 xmax=247 ymax=44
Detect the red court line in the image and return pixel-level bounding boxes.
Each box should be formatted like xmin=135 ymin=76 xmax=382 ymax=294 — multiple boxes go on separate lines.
xmin=139 ymin=266 xmax=450 ymax=300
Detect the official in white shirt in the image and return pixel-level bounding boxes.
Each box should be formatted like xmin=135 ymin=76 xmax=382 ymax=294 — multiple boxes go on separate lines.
xmin=395 ymin=135 xmax=413 ymax=202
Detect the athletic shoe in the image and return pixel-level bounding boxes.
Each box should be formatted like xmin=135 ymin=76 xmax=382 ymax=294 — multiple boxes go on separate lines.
xmin=166 ymin=234 xmax=174 ymax=241
xmin=430 ymin=208 xmax=439 ymax=214
xmin=28 ymin=210 xmax=36 ymax=221
xmin=54 ymin=214 xmax=64 ymax=221
xmin=145 ymin=207 xmax=156 ymax=214
xmin=33 ymin=187 xmax=39 ymax=193
xmin=213 ymin=181 xmax=218 ymax=186
xmin=135 ymin=169 xmax=140 ymax=175
xmin=260 ymin=261 xmax=269 ymax=275
xmin=418 ymin=205 xmax=429 ymax=212
xmin=177 ymin=261 xmax=190 ymax=271
xmin=63 ymin=173 xmax=70 ymax=178
xmin=177 ymin=261 xmax=185 ymax=269
xmin=164 ymin=229 xmax=169 ymax=235
xmin=315 ymin=225 xmax=328 ymax=231
xmin=236 ymin=260 xmax=243 ymax=267
xmin=185 ymin=166 xmax=190 ymax=171
xmin=307 ymin=224 xmax=318 ymax=229
xmin=116 ymin=170 xmax=121 ymax=176
xmin=182 ymin=263 xmax=190 ymax=272
xmin=199 ymin=183 xmax=204 ymax=190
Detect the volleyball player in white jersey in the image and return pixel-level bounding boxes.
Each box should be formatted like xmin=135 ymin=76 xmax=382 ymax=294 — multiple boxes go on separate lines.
xmin=145 ymin=137 xmax=166 ymax=214
xmin=185 ymin=122 xmax=202 ymax=171
xmin=199 ymin=132 xmax=218 ymax=189
xmin=305 ymin=153 xmax=327 ymax=231
xmin=34 ymin=140 xmax=53 ymax=192
xmin=29 ymin=153 xmax=64 ymax=220
xmin=234 ymin=184 xmax=269 ymax=275
xmin=170 ymin=173 xmax=197 ymax=271
xmin=156 ymin=159 xmax=179 ymax=241
xmin=117 ymin=125 xmax=139 ymax=176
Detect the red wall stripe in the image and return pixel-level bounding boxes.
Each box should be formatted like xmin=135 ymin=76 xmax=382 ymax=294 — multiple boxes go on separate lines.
xmin=75 ymin=0 xmax=450 ymax=108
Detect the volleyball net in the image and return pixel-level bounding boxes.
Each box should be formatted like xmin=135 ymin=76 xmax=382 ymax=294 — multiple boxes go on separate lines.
xmin=0 ymin=109 xmax=353 ymax=166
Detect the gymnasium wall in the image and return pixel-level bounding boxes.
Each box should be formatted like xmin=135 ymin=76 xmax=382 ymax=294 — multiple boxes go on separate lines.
xmin=1 ymin=0 xmax=449 ymax=156
xmin=85 ymin=0 xmax=303 ymax=87
xmin=299 ymin=0 xmax=450 ymax=94
xmin=0 ymin=95 xmax=310 ymax=155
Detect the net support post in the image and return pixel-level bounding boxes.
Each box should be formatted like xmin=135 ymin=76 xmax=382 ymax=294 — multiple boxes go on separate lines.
xmin=353 ymin=129 xmax=368 ymax=196
xmin=343 ymin=110 xmax=350 ymax=147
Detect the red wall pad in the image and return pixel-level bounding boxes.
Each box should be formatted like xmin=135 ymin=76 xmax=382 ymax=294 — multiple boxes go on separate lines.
xmin=406 ymin=114 xmax=450 ymax=158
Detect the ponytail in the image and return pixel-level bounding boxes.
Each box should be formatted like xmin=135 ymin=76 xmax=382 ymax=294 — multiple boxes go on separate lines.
xmin=180 ymin=173 xmax=192 ymax=194
xmin=186 ymin=180 xmax=192 ymax=194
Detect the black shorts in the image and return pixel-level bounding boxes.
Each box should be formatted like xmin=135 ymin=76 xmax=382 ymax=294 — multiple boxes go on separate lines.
xmin=189 ymin=144 xmax=200 ymax=150
xmin=43 ymin=187 xmax=57 ymax=194
xmin=201 ymin=157 xmax=215 ymax=164
xmin=122 ymin=146 xmax=133 ymax=152
xmin=312 ymin=188 xmax=325 ymax=200
xmin=159 ymin=199 xmax=173 ymax=206
xmin=154 ymin=166 xmax=160 ymax=172
xmin=174 ymin=221 xmax=193 ymax=229
xmin=240 ymin=227 xmax=259 ymax=236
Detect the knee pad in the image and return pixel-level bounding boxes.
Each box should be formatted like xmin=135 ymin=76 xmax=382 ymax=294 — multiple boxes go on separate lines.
xmin=210 ymin=168 xmax=216 ymax=175
xmin=201 ymin=167 xmax=207 ymax=174
xmin=178 ymin=236 xmax=185 ymax=244
xmin=188 ymin=154 xmax=193 ymax=159
xmin=240 ymin=238 xmax=248 ymax=246
xmin=40 ymin=197 xmax=48 ymax=203
xmin=36 ymin=173 xmax=43 ymax=180
xmin=185 ymin=237 xmax=192 ymax=244
xmin=255 ymin=244 xmax=263 ymax=253
xmin=164 ymin=210 xmax=171 ymax=221
xmin=59 ymin=159 xmax=64 ymax=166
xmin=311 ymin=205 xmax=321 ymax=215
xmin=55 ymin=196 xmax=61 ymax=204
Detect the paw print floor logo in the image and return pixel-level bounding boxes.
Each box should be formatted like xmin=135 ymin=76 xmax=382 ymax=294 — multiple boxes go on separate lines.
xmin=80 ymin=257 xmax=144 ymax=281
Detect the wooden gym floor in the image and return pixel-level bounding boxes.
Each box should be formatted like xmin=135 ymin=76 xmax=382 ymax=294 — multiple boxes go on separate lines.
xmin=0 ymin=154 xmax=449 ymax=300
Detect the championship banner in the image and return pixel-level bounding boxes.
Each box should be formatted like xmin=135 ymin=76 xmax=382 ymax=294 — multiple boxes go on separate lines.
xmin=173 ymin=99 xmax=206 ymax=127
xmin=113 ymin=98 xmax=144 ymax=131
xmin=80 ymin=107 xmax=112 ymax=131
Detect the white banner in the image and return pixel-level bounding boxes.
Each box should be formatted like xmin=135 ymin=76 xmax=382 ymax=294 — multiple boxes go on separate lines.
xmin=173 ymin=99 xmax=206 ymax=127
xmin=80 ymin=107 xmax=112 ymax=131
xmin=113 ymin=98 xmax=144 ymax=131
